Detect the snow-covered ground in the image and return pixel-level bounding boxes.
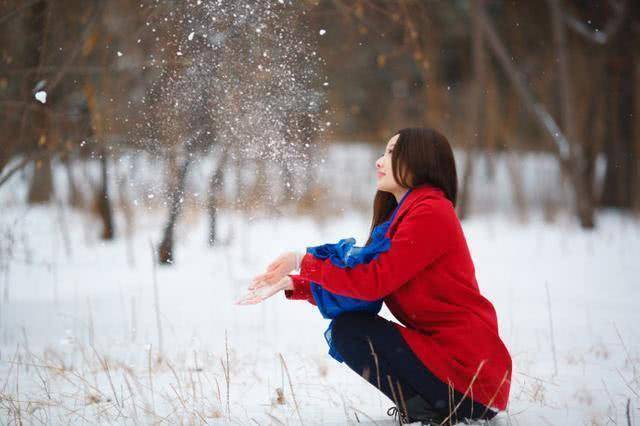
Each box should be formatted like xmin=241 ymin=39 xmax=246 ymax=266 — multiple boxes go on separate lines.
xmin=1 ymin=144 xmax=638 ymax=425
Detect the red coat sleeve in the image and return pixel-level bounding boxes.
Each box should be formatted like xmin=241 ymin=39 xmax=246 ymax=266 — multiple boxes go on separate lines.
xmin=283 ymin=273 xmax=317 ymax=306
xmin=298 ymin=200 xmax=454 ymax=301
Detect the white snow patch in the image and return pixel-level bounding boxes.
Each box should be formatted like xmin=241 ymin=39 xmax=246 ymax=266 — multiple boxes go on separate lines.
xmin=34 ymin=90 xmax=47 ymax=104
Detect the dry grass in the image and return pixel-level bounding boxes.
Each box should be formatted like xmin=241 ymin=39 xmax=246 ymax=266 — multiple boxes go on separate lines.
xmin=0 ymin=340 xmax=243 ymax=424
xmin=2 ymin=313 xmax=639 ymax=425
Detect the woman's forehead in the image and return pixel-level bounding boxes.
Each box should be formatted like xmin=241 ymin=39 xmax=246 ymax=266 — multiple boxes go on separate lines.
xmin=387 ymin=134 xmax=399 ymax=146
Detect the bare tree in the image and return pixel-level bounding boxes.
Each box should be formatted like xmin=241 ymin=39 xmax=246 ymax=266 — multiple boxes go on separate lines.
xmin=207 ymin=148 xmax=230 ymax=247
xmin=158 ymin=151 xmax=192 ymax=265
xmin=457 ymin=0 xmax=487 ymax=220
xmin=547 ymin=0 xmax=594 ymax=227
xmin=477 ymin=2 xmax=598 ymax=227
xmin=24 ymin=0 xmax=54 ymax=204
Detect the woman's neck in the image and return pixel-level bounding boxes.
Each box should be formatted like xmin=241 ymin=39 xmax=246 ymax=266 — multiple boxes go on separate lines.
xmin=393 ymin=187 xmax=409 ymax=204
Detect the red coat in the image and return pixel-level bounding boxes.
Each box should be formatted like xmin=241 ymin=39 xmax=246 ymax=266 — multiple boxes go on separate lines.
xmin=285 ymin=183 xmax=512 ymax=410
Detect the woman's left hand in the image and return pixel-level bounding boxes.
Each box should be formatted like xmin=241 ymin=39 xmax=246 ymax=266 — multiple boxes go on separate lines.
xmin=235 ymin=276 xmax=293 ymax=305
xmin=249 ymin=251 xmax=298 ymax=290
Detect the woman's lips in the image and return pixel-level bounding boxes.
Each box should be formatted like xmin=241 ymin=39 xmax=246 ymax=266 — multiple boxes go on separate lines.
xmin=376 ymin=172 xmax=385 ymax=178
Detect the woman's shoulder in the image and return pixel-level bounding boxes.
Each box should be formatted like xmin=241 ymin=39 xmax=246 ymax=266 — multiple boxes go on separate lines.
xmin=390 ymin=187 xmax=457 ymax=235
xmin=401 ymin=185 xmax=456 ymax=217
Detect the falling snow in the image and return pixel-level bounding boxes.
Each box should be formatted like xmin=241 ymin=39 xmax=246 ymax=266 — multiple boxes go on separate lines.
xmin=128 ymin=0 xmax=327 ymax=208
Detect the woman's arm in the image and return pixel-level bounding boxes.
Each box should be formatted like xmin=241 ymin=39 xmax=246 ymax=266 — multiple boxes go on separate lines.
xmin=283 ymin=274 xmax=317 ymax=306
xmin=297 ymin=199 xmax=455 ymax=301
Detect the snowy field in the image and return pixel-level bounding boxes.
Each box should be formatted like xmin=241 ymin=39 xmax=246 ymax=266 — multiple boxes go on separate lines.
xmin=1 ymin=143 xmax=639 ymax=425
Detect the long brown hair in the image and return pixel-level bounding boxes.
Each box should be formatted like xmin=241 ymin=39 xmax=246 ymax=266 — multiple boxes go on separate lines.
xmin=365 ymin=127 xmax=458 ymax=245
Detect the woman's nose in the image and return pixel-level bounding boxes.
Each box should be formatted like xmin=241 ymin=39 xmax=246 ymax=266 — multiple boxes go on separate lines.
xmin=375 ymin=158 xmax=383 ymax=168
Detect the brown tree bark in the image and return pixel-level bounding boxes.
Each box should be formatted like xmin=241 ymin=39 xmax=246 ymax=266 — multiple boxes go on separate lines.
xmin=600 ymin=3 xmax=638 ymax=210
xmin=457 ymin=0 xmax=486 ymax=220
xmin=27 ymin=153 xmax=54 ymax=204
xmin=63 ymin=156 xmax=85 ymax=209
xmin=84 ymin=81 xmax=114 ymax=240
xmin=158 ymin=155 xmax=191 ymax=265
xmin=479 ymin=2 xmax=598 ymax=227
xmin=547 ymin=0 xmax=595 ymax=228
xmin=97 ymin=147 xmax=114 ymax=240
xmin=208 ymin=148 xmax=229 ymax=247
xmin=24 ymin=0 xmax=55 ymax=204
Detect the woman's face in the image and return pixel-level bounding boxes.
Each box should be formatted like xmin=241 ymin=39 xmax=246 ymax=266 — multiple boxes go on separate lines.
xmin=375 ymin=134 xmax=403 ymax=193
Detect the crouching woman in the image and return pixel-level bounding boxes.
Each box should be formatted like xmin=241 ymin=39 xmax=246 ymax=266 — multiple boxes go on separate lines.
xmin=243 ymin=128 xmax=512 ymax=425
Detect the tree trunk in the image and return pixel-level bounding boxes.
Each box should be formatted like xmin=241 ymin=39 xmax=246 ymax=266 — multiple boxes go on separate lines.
xmin=457 ymin=0 xmax=486 ymax=220
xmin=158 ymin=156 xmax=191 ymax=265
xmin=208 ymin=149 xmax=229 ymax=247
xmin=27 ymin=153 xmax=54 ymax=204
xmin=580 ymin=52 xmax=608 ymax=213
xmin=97 ymin=147 xmax=114 ymax=240
xmin=600 ymin=7 xmax=638 ymax=210
xmin=547 ymin=0 xmax=595 ymax=228
xmin=25 ymin=1 xmax=52 ymax=204
xmin=64 ymin=157 xmax=85 ymax=208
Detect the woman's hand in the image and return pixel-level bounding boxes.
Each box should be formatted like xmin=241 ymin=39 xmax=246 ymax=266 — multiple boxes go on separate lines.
xmin=235 ymin=276 xmax=293 ymax=305
xmin=249 ymin=251 xmax=299 ymax=291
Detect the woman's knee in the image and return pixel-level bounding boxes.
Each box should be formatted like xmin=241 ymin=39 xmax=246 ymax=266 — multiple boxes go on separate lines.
xmin=331 ymin=311 xmax=377 ymax=349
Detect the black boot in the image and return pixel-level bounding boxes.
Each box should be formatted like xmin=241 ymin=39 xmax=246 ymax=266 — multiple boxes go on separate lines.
xmin=386 ymin=406 xmax=409 ymax=424
xmin=386 ymin=394 xmax=448 ymax=425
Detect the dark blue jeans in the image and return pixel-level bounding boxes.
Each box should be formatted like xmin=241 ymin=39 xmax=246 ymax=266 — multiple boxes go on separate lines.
xmin=331 ymin=311 xmax=497 ymax=422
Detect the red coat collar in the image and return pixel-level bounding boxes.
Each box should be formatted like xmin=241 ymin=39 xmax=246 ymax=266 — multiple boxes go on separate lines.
xmin=389 ymin=184 xmax=448 ymax=232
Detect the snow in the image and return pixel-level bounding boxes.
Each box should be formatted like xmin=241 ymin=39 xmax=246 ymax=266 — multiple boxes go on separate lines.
xmin=0 ymin=144 xmax=638 ymax=424
xmin=132 ymin=0 xmax=326 ymax=182
xmin=34 ymin=90 xmax=47 ymax=104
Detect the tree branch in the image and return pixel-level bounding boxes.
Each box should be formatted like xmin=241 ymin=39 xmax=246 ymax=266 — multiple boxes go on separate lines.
xmin=563 ymin=0 xmax=627 ymax=45
xmin=0 ymin=0 xmax=43 ymax=26
xmin=0 ymin=149 xmax=60 ymax=188
xmin=478 ymin=5 xmax=571 ymax=161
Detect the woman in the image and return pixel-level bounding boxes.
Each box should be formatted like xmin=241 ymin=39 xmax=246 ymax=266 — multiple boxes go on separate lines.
xmin=240 ymin=128 xmax=512 ymax=425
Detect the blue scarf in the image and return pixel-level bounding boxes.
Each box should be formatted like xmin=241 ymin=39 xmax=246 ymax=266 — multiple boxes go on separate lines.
xmin=306 ymin=189 xmax=412 ymax=362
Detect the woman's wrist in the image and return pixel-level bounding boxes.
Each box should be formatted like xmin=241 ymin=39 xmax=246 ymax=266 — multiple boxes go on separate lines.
xmin=282 ymin=275 xmax=294 ymax=291
xmin=293 ymin=250 xmax=305 ymax=271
